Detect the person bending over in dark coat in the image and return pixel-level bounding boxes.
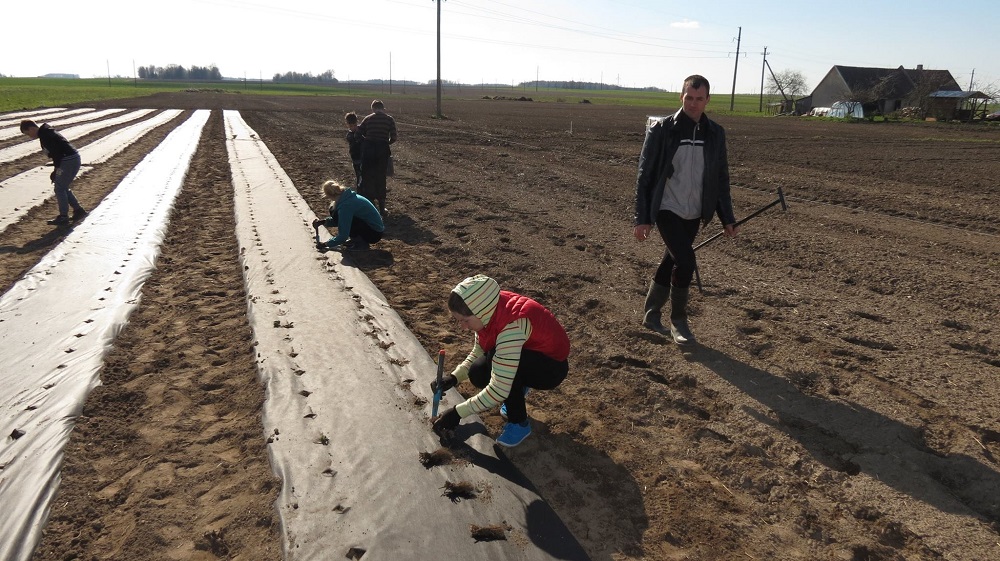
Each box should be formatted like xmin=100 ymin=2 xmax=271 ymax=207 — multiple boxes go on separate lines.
xmin=21 ymin=119 xmax=87 ymax=225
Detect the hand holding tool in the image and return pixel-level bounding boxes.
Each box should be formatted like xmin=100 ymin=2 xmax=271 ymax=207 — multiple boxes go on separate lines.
xmin=433 ymin=406 xmax=460 ymax=436
xmin=431 ymin=350 xmax=446 ymax=417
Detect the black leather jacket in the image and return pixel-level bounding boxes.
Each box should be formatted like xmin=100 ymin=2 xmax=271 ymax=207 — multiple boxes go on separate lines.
xmin=37 ymin=124 xmax=78 ymax=167
xmin=633 ymin=110 xmax=736 ymax=227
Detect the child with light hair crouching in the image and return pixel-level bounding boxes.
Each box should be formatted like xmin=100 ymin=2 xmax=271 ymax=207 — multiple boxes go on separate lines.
xmin=313 ymin=180 xmax=385 ymax=251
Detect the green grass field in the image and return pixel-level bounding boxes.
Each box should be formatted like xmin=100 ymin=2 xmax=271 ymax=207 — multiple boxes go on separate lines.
xmin=0 ymin=77 xmax=773 ymax=114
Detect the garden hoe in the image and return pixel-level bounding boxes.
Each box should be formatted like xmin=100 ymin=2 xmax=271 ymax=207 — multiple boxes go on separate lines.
xmin=431 ymin=349 xmax=446 ymax=417
xmin=693 ymin=187 xmax=787 ymax=292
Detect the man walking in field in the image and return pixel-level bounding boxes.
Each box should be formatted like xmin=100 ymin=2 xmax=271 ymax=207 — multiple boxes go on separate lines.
xmin=632 ymin=75 xmax=739 ymax=345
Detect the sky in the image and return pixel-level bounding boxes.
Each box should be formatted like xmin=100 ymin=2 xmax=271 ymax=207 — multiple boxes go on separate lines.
xmin=5 ymin=0 xmax=999 ymax=95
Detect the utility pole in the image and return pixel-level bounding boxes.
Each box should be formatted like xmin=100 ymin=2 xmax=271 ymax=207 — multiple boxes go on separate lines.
xmin=435 ymin=0 xmax=443 ymax=117
xmin=968 ymin=68 xmax=975 ymax=90
xmin=759 ymin=46 xmax=767 ymax=112
xmin=730 ymin=26 xmax=741 ymax=111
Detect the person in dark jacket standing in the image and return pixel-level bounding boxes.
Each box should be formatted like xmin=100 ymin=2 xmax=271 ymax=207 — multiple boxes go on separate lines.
xmin=358 ymin=99 xmax=397 ymax=217
xmin=632 ymin=75 xmax=738 ymax=345
xmin=20 ymin=119 xmax=87 ymax=225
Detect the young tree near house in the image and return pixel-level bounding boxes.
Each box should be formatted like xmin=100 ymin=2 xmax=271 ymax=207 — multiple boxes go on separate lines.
xmin=973 ymin=80 xmax=999 ymax=116
xmin=906 ymin=73 xmax=942 ymax=116
xmin=765 ymin=68 xmax=808 ymax=113
xmin=979 ymin=80 xmax=999 ymax=101
xmin=767 ymin=69 xmax=808 ymax=99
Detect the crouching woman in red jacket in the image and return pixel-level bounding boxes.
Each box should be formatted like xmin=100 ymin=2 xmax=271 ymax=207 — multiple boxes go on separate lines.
xmin=432 ymin=274 xmax=569 ymax=447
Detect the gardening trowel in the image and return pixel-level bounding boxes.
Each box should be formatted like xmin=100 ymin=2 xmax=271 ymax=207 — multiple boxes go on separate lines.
xmin=431 ymin=350 xmax=446 ymax=417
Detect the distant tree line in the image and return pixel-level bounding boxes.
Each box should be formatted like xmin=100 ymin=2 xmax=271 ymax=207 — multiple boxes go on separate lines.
xmin=520 ymin=80 xmax=663 ymax=92
xmin=272 ymin=70 xmax=337 ymax=83
xmin=138 ymin=64 xmax=222 ymax=80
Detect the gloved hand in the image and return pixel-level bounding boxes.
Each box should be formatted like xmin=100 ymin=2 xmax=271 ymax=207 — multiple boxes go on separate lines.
xmin=312 ymin=219 xmax=321 ymax=228
xmin=430 ymin=374 xmax=457 ymax=395
xmin=433 ymin=406 xmax=461 ymax=436
xmin=49 ymin=170 xmax=56 ymax=182
xmin=316 ymin=241 xmax=328 ymax=251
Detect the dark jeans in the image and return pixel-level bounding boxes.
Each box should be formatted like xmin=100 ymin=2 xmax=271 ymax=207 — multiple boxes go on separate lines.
xmin=654 ymin=210 xmax=701 ymax=288
xmin=352 ymin=160 xmax=362 ymax=188
xmin=53 ymin=153 xmax=83 ymax=216
xmin=350 ymin=217 xmax=384 ymax=244
xmin=359 ymin=140 xmax=390 ymax=205
xmin=467 ymin=348 xmax=568 ymax=424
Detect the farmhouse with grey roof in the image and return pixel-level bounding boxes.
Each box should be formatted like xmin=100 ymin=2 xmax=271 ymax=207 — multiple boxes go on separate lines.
xmin=806 ymin=64 xmax=960 ymax=117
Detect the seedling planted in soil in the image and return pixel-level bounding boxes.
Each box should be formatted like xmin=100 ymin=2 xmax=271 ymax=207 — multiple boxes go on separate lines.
xmin=419 ymin=447 xmax=454 ymax=468
xmin=441 ymin=480 xmax=478 ymax=502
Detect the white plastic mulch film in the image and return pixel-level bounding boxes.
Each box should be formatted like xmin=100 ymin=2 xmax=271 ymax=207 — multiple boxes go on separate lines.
xmin=0 ymin=108 xmax=91 ymax=136
xmin=0 ymin=109 xmax=182 ymax=236
xmin=0 ymin=107 xmax=69 ymax=126
xmin=224 ymin=110 xmax=587 ymax=560
xmin=0 ymin=108 xmax=154 ymax=164
xmin=0 ymin=108 xmax=127 ymax=142
xmin=0 ymin=110 xmax=210 ymax=561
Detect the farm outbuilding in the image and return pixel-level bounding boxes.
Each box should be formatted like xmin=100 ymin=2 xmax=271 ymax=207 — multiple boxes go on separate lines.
xmin=807 ymin=64 xmax=961 ymax=117
xmin=926 ymin=89 xmax=991 ymax=121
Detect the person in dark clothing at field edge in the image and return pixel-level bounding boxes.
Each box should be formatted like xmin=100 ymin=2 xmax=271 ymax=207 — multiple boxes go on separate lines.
xmin=632 ymin=74 xmax=739 ymax=346
xmin=358 ymin=99 xmax=397 ymax=217
xmin=20 ymin=119 xmax=87 ymax=225
xmin=344 ymin=112 xmax=363 ymax=187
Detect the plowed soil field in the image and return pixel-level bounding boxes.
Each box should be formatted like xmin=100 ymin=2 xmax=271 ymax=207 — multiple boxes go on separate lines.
xmin=4 ymin=90 xmax=998 ymax=561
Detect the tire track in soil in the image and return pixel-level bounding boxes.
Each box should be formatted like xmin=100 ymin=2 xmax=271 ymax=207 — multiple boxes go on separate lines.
xmin=30 ymin=111 xmax=280 ymax=561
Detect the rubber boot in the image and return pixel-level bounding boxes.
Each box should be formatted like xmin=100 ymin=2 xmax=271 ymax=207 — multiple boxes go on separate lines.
xmin=669 ymin=285 xmax=696 ymax=345
xmin=642 ymin=281 xmax=671 ymax=335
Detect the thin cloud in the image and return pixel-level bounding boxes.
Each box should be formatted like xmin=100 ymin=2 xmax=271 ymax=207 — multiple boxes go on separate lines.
xmin=670 ymin=19 xmax=700 ymax=29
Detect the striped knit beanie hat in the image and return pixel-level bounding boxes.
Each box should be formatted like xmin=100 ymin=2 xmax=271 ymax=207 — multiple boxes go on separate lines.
xmin=452 ymin=274 xmax=501 ymax=325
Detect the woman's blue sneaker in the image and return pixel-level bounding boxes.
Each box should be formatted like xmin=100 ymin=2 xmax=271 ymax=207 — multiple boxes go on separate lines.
xmin=499 ymin=387 xmax=530 ymax=420
xmin=497 ymin=420 xmax=531 ymax=447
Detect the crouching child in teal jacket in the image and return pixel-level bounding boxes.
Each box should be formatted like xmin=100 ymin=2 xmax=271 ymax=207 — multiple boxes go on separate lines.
xmin=314 ymin=180 xmax=385 ymax=251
